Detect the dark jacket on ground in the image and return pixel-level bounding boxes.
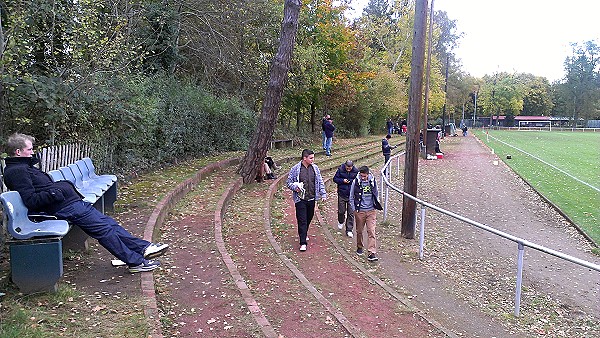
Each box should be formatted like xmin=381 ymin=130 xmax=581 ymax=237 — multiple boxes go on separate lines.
xmin=324 ymin=120 xmax=335 ymax=138
xmin=332 ymin=164 xmax=358 ymax=198
xmin=3 ymin=156 xmax=83 ymax=213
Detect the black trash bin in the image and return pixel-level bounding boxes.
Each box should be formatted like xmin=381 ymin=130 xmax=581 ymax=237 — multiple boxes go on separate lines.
xmin=425 ymin=128 xmax=441 ymax=156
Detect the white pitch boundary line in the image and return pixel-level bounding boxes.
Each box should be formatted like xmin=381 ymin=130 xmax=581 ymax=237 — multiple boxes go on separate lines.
xmin=487 ymin=133 xmax=600 ymax=193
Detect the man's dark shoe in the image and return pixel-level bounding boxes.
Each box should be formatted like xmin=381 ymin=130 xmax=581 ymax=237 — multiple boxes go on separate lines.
xmin=356 ymin=248 xmax=363 ymax=256
xmin=367 ymin=253 xmax=378 ymax=261
xmin=129 ymin=259 xmax=160 ymax=273
xmin=144 ymin=243 xmax=169 ymax=259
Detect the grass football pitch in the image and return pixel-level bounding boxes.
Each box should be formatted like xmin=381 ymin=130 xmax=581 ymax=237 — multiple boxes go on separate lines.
xmin=474 ymin=129 xmax=600 ymax=246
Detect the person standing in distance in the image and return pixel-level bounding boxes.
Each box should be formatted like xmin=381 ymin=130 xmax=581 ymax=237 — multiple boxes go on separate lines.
xmin=333 ymin=160 xmax=358 ymax=238
xmin=349 ymin=166 xmax=383 ymax=261
xmin=324 ymin=118 xmax=335 ymax=156
xmin=386 ymin=118 xmax=394 ymax=135
xmin=381 ymin=134 xmax=397 ymax=174
xmin=321 ymin=114 xmax=330 ymax=150
xmin=286 ymin=149 xmax=326 ymax=251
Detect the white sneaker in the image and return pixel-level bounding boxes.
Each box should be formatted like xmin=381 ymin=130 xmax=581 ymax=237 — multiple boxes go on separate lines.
xmin=299 ymin=244 xmax=307 ymax=251
xmin=337 ymin=223 xmax=344 ymax=230
xmin=144 ymin=243 xmax=169 ymax=259
xmin=346 ymin=231 xmax=353 ymax=238
xmin=306 ymin=236 xmax=309 ymax=241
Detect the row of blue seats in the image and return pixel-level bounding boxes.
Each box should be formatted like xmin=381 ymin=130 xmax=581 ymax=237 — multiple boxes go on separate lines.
xmin=47 ymin=158 xmax=118 ymax=213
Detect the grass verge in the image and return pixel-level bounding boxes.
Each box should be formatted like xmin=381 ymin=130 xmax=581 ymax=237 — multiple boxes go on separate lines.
xmin=474 ymin=129 xmax=600 ymax=247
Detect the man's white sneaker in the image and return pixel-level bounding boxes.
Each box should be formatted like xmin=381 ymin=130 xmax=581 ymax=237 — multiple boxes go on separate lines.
xmin=144 ymin=243 xmax=169 ymax=259
xmin=337 ymin=223 xmax=344 ymax=230
xmin=346 ymin=231 xmax=353 ymax=238
xmin=299 ymin=244 xmax=307 ymax=251
xmin=129 ymin=259 xmax=161 ymax=273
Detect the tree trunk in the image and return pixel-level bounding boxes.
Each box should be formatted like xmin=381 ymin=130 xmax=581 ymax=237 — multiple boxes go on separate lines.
xmin=239 ymin=0 xmax=302 ymax=184
xmin=296 ymin=101 xmax=301 ymax=132
xmin=310 ymin=101 xmax=316 ymax=133
xmin=401 ymin=0 xmax=428 ymax=239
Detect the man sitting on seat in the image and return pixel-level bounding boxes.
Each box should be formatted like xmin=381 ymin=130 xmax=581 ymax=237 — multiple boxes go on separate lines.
xmin=3 ymin=133 xmax=168 ymax=273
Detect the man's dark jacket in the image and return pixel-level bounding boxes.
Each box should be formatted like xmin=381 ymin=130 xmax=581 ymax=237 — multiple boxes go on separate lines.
xmin=3 ymin=156 xmax=82 ymax=213
xmin=381 ymin=138 xmax=395 ymax=155
xmin=324 ymin=120 xmax=335 ymax=138
xmin=332 ymin=164 xmax=358 ymax=198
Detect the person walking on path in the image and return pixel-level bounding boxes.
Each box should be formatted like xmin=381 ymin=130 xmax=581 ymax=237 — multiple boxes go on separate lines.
xmin=349 ymin=166 xmax=383 ymax=261
xmin=324 ymin=118 xmax=335 ymax=156
xmin=462 ymin=125 xmax=468 ymax=136
xmin=3 ymin=133 xmax=169 ymax=273
xmin=381 ymin=134 xmax=397 ymax=174
xmin=286 ymin=149 xmax=327 ymax=252
xmin=332 ymin=160 xmax=358 ymax=238
xmin=321 ymin=114 xmax=330 ymax=150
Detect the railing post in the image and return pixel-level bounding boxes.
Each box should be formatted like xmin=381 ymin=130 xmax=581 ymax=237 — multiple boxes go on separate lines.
xmin=380 ymin=174 xmax=384 ymax=201
xmin=514 ymin=242 xmax=525 ymax=316
xmin=383 ymin=176 xmax=390 ymax=221
xmin=419 ymin=203 xmax=426 ymax=259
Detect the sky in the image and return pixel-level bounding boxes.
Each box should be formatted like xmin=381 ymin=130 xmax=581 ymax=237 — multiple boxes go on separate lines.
xmin=346 ymin=0 xmax=600 ymax=82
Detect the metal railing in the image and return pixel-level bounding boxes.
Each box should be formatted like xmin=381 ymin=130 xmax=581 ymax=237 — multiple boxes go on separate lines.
xmin=380 ymin=152 xmax=600 ymax=316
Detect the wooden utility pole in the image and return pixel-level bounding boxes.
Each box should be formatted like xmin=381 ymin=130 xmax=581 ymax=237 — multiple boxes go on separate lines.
xmin=422 ymin=0 xmax=434 ymax=134
xmin=401 ymin=0 xmax=428 ymax=239
xmin=238 ymin=0 xmax=302 ymax=184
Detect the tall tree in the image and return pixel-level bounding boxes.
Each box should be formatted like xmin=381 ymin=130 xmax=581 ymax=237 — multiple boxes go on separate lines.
xmin=521 ymin=77 xmax=553 ymax=116
xmin=239 ymin=0 xmax=302 ymax=184
xmin=562 ymin=41 xmax=600 ymax=124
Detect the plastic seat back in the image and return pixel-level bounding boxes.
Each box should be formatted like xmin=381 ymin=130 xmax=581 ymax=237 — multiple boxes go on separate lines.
xmin=48 ymin=170 xmax=65 ymax=182
xmin=75 ymin=160 xmax=92 ymax=181
xmin=59 ymin=167 xmax=79 ymax=187
xmin=76 ymin=160 xmax=111 ymax=189
xmin=0 ymin=191 xmax=69 ymax=239
xmin=82 ymin=158 xmax=99 ymax=178
xmin=82 ymin=157 xmax=117 ymax=182
xmin=67 ymin=164 xmax=85 ymax=188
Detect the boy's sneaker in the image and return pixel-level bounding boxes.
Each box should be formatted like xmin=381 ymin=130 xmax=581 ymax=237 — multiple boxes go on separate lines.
xmin=346 ymin=231 xmax=353 ymax=238
xmin=144 ymin=243 xmax=169 ymax=259
xmin=367 ymin=253 xmax=379 ymax=261
xmin=337 ymin=223 xmax=344 ymax=230
xmin=356 ymin=248 xmax=363 ymax=256
xmin=129 ymin=259 xmax=161 ymax=273
xmin=299 ymin=244 xmax=307 ymax=252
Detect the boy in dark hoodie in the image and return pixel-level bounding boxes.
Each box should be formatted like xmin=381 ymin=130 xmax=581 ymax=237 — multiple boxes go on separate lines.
xmin=332 ymin=160 xmax=358 ymax=237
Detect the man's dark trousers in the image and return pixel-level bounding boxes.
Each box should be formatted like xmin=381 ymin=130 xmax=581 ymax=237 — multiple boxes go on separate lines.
xmin=295 ymin=199 xmax=315 ymax=246
xmin=54 ymin=200 xmax=150 ymax=265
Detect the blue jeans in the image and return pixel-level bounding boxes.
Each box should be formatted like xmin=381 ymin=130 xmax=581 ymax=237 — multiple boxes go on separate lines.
xmin=54 ymin=201 xmax=150 ymax=265
xmin=325 ymin=137 xmax=333 ymax=155
xmin=322 ymin=131 xmax=327 ymax=149
xmin=295 ymin=199 xmax=315 ymax=245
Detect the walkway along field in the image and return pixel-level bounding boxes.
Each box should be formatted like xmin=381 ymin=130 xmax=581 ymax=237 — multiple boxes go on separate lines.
xmin=154 ymin=134 xmax=599 ymax=337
